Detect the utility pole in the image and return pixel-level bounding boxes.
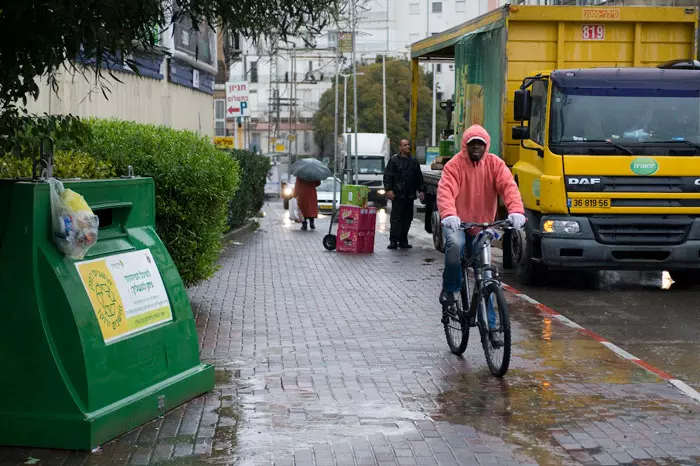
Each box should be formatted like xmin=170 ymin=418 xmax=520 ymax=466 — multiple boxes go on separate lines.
xmin=427 ymin=0 xmax=436 ymax=146
xmin=293 ymin=43 xmax=299 ymax=159
xmin=351 ymin=0 xmax=359 ymax=184
xmin=340 ymin=72 xmax=365 ymax=134
xmin=382 ymin=0 xmax=388 ymax=136
xmin=333 ymin=46 xmax=340 ymax=210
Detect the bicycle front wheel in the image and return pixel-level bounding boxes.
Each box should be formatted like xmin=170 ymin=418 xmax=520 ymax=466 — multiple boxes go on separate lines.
xmin=443 ymin=275 xmax=471 ymax=355
xmin=479 ymin=284 xmax=511 ymax=377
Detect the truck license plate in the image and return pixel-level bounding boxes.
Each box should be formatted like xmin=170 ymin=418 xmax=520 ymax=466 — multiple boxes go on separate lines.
xmin=571 ymin=198 xmax=610 ymax=208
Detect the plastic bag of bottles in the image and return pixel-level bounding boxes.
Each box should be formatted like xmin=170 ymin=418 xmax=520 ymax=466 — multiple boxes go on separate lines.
xmin=48 ymin=179 xmax=99 ymax=260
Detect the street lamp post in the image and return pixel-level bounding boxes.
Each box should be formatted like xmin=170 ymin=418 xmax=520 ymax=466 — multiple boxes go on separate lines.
xmin=340 ymin=72 xmax=365 ymax=134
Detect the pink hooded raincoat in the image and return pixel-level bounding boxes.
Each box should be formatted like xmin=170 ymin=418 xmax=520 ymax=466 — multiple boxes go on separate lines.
xmin=437 ymin=124 xmax=524 ymax=223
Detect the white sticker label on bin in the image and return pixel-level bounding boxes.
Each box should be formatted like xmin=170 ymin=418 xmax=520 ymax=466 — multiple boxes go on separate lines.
xmin=76 ymin=250 xmax=173 ymax=343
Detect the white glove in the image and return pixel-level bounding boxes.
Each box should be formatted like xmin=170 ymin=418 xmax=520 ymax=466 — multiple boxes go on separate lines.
xmin=441 ymin=215 xmax=461 ymax=232
xmin=508 ymin=213 xmax=527 ymax=229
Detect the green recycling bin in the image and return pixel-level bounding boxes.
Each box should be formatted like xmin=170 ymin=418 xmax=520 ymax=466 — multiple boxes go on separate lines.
xmin=0 ymin=178 xmax=214 ymax=450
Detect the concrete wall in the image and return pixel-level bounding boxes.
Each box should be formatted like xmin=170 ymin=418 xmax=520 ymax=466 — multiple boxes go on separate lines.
xmin=25 ymin=70 xmax=215 ymax=137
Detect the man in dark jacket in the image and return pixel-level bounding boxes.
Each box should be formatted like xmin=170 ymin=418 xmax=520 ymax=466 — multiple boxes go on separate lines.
xmin=383 ymin=139 xmax=425 ymax=249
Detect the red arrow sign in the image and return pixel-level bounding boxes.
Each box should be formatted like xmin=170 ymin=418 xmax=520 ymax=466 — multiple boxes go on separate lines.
xmin=228 ymin=106 xmax=240 ymax=114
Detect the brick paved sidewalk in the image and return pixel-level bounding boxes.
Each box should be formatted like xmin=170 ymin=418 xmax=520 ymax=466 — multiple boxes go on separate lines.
xmin=2 ymin=202 xmax=700 ymax=466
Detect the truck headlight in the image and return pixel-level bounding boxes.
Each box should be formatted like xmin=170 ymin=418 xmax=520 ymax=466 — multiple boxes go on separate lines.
xmin=543 ymin=220 xmax=580 ymax=234
xmin=283 ymin=187 xmax=293 ymax=196
xmin=377 ymin=189 xmax=386 ymax=195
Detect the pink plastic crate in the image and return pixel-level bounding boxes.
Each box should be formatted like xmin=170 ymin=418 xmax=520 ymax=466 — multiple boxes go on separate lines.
xmin=361 ymin=207 xmax=377 ymax=232
xmin=338 ymin=205 xmax=363 ymax=231
xmin=336 ymin=227 xmax=364 ymax=253
xmin=362 ymin=231 xmax=375 ymax=253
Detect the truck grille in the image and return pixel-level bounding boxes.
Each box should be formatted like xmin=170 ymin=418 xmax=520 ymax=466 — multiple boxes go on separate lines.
xmin=565 ymin=176 xmax=700 ymax=193
xmin=589 ymin=216 xmax=693 ymax=245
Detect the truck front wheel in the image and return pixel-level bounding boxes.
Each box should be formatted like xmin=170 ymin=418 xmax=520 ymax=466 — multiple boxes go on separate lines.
xmin=511 ymin=226 xmax=541 ymax=286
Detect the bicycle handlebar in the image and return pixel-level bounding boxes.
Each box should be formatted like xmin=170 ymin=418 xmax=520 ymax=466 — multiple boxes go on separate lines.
xmin=459 ymin=219 xmax=513 ymax=230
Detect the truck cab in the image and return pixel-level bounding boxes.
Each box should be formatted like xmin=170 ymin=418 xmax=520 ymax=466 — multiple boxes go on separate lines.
xmin=341 ymin=133 xmax=390 ymax=206
xmin=511 ymin=67 xmax=700 ymax=285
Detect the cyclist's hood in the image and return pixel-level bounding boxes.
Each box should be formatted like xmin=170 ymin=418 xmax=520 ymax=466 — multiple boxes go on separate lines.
xmin=458 ymin=125 xmax=491 ymax=161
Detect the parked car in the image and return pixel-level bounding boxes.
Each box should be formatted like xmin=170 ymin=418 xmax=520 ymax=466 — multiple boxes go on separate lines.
xmin=317 ymin=176 xmax=342 ymax=213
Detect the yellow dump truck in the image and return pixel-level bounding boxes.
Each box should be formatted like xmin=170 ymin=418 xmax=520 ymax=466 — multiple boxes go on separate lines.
xmin=411 ymin=4 xmax=700 ymax=286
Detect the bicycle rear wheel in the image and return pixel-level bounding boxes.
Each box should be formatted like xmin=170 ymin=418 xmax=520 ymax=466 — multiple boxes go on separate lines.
xmin=443 ymin=273 xmax=471 ymax=355
xmin=479 ymin=284 xmax=511 ymax=377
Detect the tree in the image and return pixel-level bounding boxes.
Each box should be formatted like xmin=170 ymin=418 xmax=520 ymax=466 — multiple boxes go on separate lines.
xmin=0 ymin=0 xmax=344 ymax=153
xmin=312 ymin=58 xmax=447 ymax=156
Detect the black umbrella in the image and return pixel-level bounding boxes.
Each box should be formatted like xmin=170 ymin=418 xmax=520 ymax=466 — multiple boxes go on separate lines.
xmin=290 ymin=158 xmax=332 ymax=181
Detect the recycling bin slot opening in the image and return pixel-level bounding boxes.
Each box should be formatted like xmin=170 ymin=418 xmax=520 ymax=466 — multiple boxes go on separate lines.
xmin=91 ymin=202 xmax=133 ymax=232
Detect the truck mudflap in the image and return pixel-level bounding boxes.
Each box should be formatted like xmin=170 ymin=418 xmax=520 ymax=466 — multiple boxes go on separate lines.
xmin=539 ymin=214 xmax=700 ymax=269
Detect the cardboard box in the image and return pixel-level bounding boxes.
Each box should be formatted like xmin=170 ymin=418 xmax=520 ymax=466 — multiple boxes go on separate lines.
xmin=341 ymin=185 xmax=369 ymax=207
xmin=336 ymin=228 xmax=364 ymax=253
xmin=338 ymin=205 xmax=364 ymax=230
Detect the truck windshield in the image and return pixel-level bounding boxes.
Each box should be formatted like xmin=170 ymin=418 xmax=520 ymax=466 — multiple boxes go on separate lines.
xmin=549 ymin=84 xmax=700 ymax=155
xmin=356 ymin=157 xmax=385 ymax=174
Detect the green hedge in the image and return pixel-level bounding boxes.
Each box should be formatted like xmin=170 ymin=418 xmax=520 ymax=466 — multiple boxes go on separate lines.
xmin=0 ymin=150 xmax=115 ymax=179
xmin=225 ymin=149 xmax=270 ymax=230
xmin=77 ymin=119 xmax=240 ymax=286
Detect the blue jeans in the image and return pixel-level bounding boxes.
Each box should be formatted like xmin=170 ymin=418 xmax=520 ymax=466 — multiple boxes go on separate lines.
xmin=442 ymin=229 xmax=497 ymax=328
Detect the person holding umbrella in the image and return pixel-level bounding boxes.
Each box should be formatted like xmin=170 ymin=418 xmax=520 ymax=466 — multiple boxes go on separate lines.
xmin=295 ymin=178 xmax=321 ymax=230
xmin=290 ymin=158 xmax=332 ymax=231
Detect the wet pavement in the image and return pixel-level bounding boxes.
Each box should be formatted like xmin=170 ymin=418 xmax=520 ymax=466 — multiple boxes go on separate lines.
xmin=410 ymin=205 xmax=700 ymax=394
xmin=1 ymin=202 xmax=700 ymax=465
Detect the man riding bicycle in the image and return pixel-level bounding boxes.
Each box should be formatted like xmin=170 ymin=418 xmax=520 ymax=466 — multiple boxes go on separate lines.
xmin=437 ymin=125 xmax=526 ymax=325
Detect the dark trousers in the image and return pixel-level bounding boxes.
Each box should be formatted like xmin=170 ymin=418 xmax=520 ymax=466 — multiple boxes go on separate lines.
xmin=390 ymin=198 xmax=414 ymax=244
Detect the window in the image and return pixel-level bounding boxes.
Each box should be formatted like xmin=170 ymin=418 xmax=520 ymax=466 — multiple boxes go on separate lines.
xmin=409 ymin=2 xmax=420 ymax=14
xmin=449 ymin=64 xmax=454 ymax=71
xmin=214 ymin=99 xmax=226 ymax=137
xmin=437 ymin=91 xmax=444 ymax=102
xmin=328 ymin=31 xmax=338 ymax=47
xmin=456 ymin=0 xmax=466 ymax=12
xmin=250 ymin=61 xmax=258 ymax=83
xmin=172 ymin=3 xmax=215 ymax=66
xmin=436 ymin=64 xmax=442 ymax=73
xmin=358 ymin=157 xmax=385 ymax=175
xmin=529 ymin=80 xmax=548 ymax=146
xmin=432 ymin=2 xmax=442 ymax=13
xmin=251 ymin=133 xmax=262 ymax=152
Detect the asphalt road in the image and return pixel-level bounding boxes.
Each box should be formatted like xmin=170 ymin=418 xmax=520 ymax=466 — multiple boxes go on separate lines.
xmin=406 ymin=207 xmax=700 ymax=392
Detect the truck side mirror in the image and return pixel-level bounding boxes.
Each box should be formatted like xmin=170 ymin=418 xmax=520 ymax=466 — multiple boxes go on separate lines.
xmin=514 ymin=89 xmax=531 ymax=121
xmin=512 ymin=126 xmax=530 ymax=141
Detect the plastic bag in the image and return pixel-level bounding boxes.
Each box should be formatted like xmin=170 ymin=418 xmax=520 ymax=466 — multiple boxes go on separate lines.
xmin=289 ymin=197 xmax=303 ymax=223
xmin=48 ymin=179 xmax=99 ymax=260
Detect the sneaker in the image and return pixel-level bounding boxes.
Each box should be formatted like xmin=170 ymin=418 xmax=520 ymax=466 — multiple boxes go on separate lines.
xmin=489 ymin=330 xmax=504 ymax=348
xmin=441 ymin=309 xmax=450 ymax=324
xmin=439 ymin=290 xmax=455 ymax=307
xmin=387 ymin=242 xmax=398 ymax=250
xmin=399 ymin=243 xmax=413 ymax=249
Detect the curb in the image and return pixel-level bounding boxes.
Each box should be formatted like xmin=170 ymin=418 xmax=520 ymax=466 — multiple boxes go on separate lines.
xmin=222 ymin=220 xmax=257 ymax=244
xmin=502 ymin=283 xmax=700 ymax=404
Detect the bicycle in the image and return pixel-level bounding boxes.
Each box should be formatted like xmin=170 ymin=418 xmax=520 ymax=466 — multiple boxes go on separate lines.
xmin=442 ymin=220 xmax=512 ymax=377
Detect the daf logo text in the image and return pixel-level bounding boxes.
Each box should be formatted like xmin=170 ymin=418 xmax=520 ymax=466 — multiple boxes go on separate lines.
xmin=568 ymin=177 xmax=601 ymax=185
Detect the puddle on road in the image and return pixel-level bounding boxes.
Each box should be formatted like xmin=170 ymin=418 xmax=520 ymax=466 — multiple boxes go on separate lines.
xmin=432 ymin=301 xmax=697 ymax=465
